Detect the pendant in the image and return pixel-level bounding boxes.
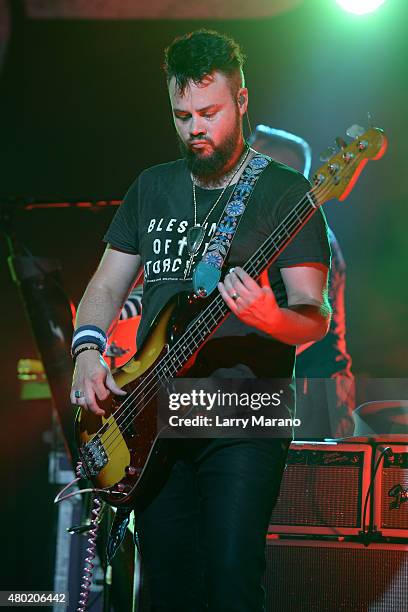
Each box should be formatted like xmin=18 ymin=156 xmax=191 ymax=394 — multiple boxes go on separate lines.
xmin=187 ymin=225 xmax=205 ymax=255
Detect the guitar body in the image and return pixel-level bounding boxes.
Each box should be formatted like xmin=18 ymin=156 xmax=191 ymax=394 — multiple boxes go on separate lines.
xmin=75 ymin=290 xmax=210 ymax=507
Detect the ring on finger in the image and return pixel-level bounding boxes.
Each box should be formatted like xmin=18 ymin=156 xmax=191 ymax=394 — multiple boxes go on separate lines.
xmin=74 ymin=389 xmax=85 ymax=399
xmin=231 ymin=292 xmax=240 ymax=301
xmin=73 ymin=396 xmax=86 ymax=406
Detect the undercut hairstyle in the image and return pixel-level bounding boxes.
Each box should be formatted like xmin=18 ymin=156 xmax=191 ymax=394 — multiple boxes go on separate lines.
xmin=163 ymin=29 xmax=246 ymax=98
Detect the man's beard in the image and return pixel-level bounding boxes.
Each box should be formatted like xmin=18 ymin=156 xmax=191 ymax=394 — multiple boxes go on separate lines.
xmin=178 ymin=118 xmax=242 ymax=183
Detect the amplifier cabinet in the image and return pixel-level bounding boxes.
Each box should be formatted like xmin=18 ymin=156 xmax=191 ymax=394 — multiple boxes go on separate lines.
xmin=374 ymin=444 xmax=408 ymax=537
xmin=135 ymin=539 xmax=408 ymax=612
xmin=269 ymin=441 xmax=372 ymax=535
xmin=264 ymin=539 xmax=408 ymax=611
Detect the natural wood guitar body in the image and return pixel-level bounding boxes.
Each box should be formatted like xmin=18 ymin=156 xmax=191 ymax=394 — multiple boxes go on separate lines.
xmin=76 ymin=293 xmax=183 ymax=507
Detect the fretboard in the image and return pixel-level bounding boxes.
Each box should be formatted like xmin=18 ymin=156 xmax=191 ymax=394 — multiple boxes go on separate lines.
xmin=159 ymin=190 xmax=318 ymax=380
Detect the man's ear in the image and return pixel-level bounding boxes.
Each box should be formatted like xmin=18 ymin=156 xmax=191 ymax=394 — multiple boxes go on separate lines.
xmin=237 ymin=87 xmax=248 ymax=116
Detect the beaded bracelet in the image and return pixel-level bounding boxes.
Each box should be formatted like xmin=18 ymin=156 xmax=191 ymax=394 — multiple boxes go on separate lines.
xmin=72 ymin=345 xmax=101 ymax=363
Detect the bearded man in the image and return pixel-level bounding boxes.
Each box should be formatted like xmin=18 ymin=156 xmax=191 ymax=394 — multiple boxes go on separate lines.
xmin=71 ymin=29 xmax=331 ymax=612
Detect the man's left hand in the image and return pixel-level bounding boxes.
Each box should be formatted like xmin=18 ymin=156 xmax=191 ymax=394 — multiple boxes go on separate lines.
xmin=218 ymin=267 xmax=280 ymax=332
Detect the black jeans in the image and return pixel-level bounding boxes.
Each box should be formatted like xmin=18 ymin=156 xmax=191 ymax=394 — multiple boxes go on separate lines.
xmin=134 ymin=437 xmax=290 ymax=612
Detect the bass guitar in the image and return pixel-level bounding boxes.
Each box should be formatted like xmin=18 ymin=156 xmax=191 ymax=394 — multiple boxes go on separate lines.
xmin=75 ymin=125 xmax=387 ymax=508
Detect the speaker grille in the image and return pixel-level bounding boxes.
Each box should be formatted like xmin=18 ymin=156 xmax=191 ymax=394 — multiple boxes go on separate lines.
xmin=269 ymin=445 xmax=369 ymax=533
xmin=271 ymin=465 xmax=361 ymax=527
xmin=381 ymin=468 xmax=408 ymax=529
xmin=264 ymin=542 xmax=408 ymax=611
xmin=372 ymin=447 xmax=408 ymax=536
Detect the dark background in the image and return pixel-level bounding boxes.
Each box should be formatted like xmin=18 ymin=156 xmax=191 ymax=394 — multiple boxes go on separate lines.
xmin=1 ymin=0 xmax=407 ymax=593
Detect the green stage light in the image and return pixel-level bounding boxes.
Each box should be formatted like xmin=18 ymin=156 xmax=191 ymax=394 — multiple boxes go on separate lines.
xmin=335 ymin=0 xmax=387 ymax=15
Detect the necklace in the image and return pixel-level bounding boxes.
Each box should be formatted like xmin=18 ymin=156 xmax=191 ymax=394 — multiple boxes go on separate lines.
xmin=187 ymin=145 xmax=250 ymax=258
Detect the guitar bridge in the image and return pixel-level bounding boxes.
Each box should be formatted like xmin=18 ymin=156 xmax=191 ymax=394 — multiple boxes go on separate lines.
xmin=80 ymin=436 xmax=108 ymax=477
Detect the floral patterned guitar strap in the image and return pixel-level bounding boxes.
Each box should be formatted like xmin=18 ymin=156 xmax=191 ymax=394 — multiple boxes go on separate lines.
xmin=192 ymin=153 xmax=272 ymax=297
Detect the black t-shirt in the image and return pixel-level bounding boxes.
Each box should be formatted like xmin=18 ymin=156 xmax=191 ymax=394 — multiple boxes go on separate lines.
xmin=103 ymin=156 xmax=330 ymax=380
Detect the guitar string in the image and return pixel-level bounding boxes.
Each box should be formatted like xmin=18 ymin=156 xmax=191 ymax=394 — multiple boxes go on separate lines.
xmin=99 ymin=161 xmax=354 ymax=459
xmin=90 ymin=151 xmax=365 ymax=462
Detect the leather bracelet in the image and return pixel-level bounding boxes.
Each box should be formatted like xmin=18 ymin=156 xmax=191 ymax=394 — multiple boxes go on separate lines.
xmin=72 ymin=345 xmax=102 ymax=363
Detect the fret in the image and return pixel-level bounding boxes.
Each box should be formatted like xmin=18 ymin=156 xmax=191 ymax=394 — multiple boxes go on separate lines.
xmin=246 ymin=243 xmax=272 ymax=277
xmin=168 ymin=363 xmax=178 ymax=378
xmin=160 ymin=358 xmax=177 ymax=378
xmin=268 ymin=237 xmax=279 ymax=253
xmin=193 ymin=315 xmax=212 ymax=337
xmin=208 ymin=308 xmax=218 ymax=327
xmin=157 ymin=369 xmax=171 ymax=384
xmin=188 ymin=334 xmax=200 ymax=350
xmin=177 ymin=345 xmax=192 ymax=364
xmin=293 ymin=203 xmax=307 ymax=223
xmin=190 ymin=326 xmax=205 ymax=345
xmin=176 ymin=346 xmax=191 ymax=364
xmin=280 ymin=224 xmax=292 ymax=237
xmin=161 ymin=366 xmax=170 ymax=379
xmin=168 ymin=353 xmax=183 ymax=371
xmin=249 ymin=252 xmax=269 ymax=274
xmin=214 ymin=300 xmax=228 ymax=320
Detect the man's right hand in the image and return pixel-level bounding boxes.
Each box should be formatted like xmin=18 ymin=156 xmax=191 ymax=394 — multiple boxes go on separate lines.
xmin=70 ymin=350 xmax=127 ymax=416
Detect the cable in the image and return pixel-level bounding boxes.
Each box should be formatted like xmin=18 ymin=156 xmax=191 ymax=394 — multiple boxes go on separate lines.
xmin=361 ymin=446 xmax=393 ymax=543
xmin=77 ymin=495 xmax=102 ymax=612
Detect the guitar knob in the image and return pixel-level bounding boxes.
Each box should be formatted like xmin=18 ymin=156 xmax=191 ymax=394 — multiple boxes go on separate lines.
xmin=327 ymin=163 xmax=340 ymax=174
xmin=342 ymin=151 xmax=355 ymax=163
xmin=346 ymin=124 xmax=365 ymax=139
xmin=358 ymin=140 xmax=369 ymax=151
xmin=319 ymin=147 xmax=336 ymax=162
xmin=313 ymin=173 xmax=326 ymax=185
xmin=117 ymin=482 xmax=130 ymax=492
xmin=125 ymin=465 xmax=138 ymax=476
xmin=335 ymin=137 xmax=347 ymax=149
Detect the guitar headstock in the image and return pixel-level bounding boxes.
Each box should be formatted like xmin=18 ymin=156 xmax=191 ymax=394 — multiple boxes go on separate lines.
xmin=312 ymin=126 xmax=387 ymax=206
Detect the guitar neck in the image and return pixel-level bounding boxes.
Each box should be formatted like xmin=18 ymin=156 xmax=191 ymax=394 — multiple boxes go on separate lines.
xmin=160 ymin=189 xmax=318 ymax=378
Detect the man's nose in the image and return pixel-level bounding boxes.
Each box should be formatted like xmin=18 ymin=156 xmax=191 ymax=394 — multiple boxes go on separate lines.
xmin=190 ymin=116 xmax=206 ymax=137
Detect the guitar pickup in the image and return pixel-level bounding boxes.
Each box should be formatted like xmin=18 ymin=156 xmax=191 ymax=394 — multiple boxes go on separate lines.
xmin=80 ymin=436 xmax=108 ymax=477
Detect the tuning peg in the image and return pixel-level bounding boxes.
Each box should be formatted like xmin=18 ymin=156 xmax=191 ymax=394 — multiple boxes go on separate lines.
xmin=335 ymin=137 xmax=347 ymax=149
xmin=319 ymin=146 xmax=336 ymax=162
xmin=346 ymin=124 xmax=365 ymax=139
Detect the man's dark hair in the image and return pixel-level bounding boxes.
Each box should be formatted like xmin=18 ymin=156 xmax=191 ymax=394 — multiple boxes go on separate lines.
xmin=163 ymin=29 xmax=246 ymax=97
